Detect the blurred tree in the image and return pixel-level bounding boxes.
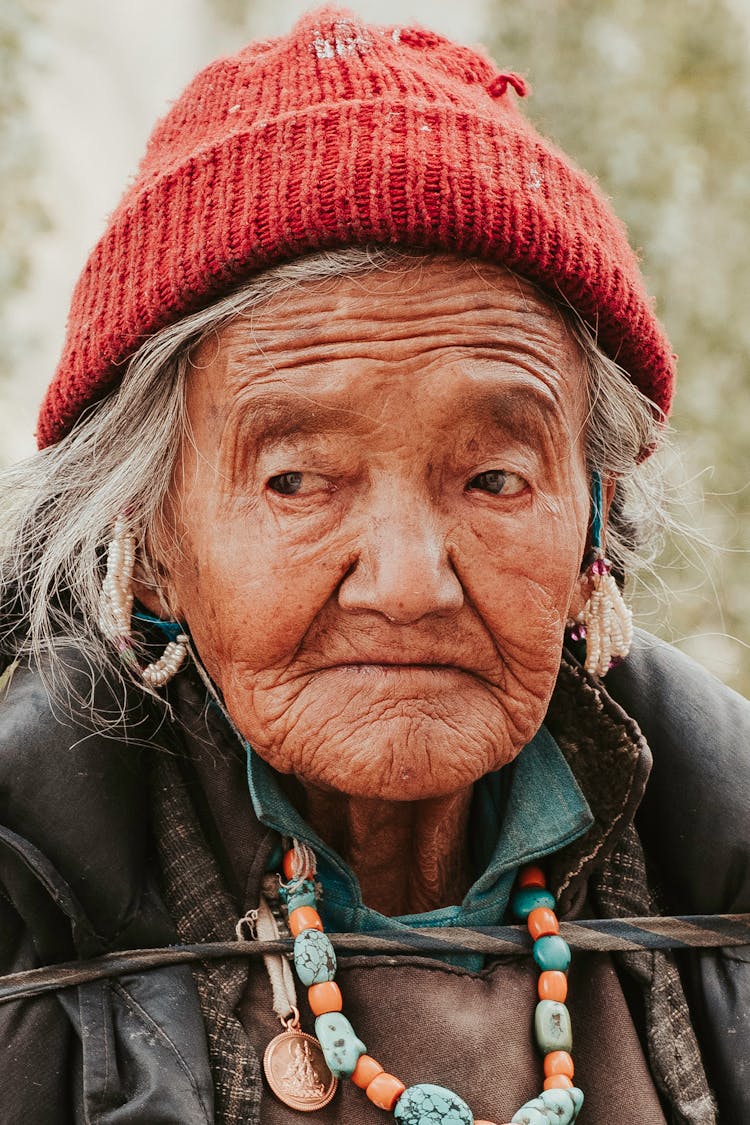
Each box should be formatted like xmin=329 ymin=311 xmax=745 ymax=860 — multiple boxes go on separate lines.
xmin=205 ymin=0 xmax=256 ymax=29
xmin=489 ymin=0 xmax=750 ymax=691
xmin=0 ymin=0 xmax=48 ymax=388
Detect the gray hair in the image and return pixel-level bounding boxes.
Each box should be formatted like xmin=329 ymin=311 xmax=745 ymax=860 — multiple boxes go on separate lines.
xmin=0 ymin=246 xmax=665 ymax=712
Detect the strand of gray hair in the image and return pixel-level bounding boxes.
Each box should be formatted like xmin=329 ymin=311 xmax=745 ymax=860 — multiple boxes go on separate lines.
xmin=0 ymin=246 xmax=667 ymax=721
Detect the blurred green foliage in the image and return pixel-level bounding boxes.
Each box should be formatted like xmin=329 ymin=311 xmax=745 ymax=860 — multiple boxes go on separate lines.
xmin=207 ymin=0 xmax=253 ymax=29
xmin=489 ymin=0 xmax=750 ymax=692
xmin=0 ymin=0 xmax=48 ymax=386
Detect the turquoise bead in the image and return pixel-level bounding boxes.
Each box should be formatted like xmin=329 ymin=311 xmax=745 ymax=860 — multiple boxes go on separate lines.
xmin=393 ymin=1083 xmax=473 ymax=1125
xmin=314 ymin=1012 xmax=366 ymax=1078
xmin=293 ymin=928 xmax=337 ymax=985
xmin=512 ymin=1105 xmax=547 ymax=1125
xmin=279 ymin=878 xmax=317 ymax=910
xmin=265 ymin=841 xmax=284 ymax=873
xmin=512 ymin=1088 xmax=583 ymax=1124
xmin=534 ymin=1000 xmax=573 ymax=1053
xmin=539 ymin=1088 xmax=584 ymax=1122
xmin=532 ymin=935 xmax=571 ymax=972
xmin=287 ymin=888 xmax=318 ymax=911
xmin=510 ymin=886 xmax=556 ymax=920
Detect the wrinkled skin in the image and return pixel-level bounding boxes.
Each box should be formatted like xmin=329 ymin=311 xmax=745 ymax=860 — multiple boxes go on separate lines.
xmin=141 ymin=257 xmax=598 ymax=912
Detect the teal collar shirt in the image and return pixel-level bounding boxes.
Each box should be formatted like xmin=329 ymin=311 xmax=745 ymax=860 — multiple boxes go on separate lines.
xmin=246 ymin=725 xmax=592 ymax=969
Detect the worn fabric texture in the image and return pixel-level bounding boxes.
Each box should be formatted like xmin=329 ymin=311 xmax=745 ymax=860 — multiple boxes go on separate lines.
xmin=544 ymin=655 xmax=716 ymax=1121
xmin=152 ymin=754 xmax=263 ymax=1124
xmin=592 ymin=826 xmax=717 ymax=1124
xmin=37 ymin=5 xmax=675 ymax=448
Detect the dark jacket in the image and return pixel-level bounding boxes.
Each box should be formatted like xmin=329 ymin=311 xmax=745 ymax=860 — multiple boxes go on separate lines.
xmin=0 ymin=632 xmax=748 ymax=1123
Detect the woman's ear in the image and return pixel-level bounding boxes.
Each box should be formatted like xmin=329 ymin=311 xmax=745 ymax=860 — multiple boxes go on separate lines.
xmin=132 ymin=538 xmax=184 ymax=622
xmin=131 ymin=570 xmax=167 ymax=617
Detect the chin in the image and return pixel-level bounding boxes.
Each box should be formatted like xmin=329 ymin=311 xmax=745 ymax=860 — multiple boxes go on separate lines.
xmin=285 ymin=717 xmax=517 ymax=802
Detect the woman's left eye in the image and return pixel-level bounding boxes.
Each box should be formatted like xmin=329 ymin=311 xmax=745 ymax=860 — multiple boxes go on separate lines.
xmin=267 ymin=471 xmax=330 ymax=497
xmin=466 ymin=469 xmax=527 ymax=496
xmin=268 ymin=471 xmax=304 ymax=495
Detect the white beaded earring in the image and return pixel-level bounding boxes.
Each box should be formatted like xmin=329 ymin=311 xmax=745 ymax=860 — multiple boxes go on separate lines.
xmin=569 ymin=472 xmax=633 ymax=678
xmin=99 ymin=516 xmax=189 ymax=688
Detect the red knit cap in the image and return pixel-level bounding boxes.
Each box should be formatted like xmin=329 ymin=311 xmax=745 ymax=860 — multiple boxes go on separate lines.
xmin=37 ymin=6 xmax=676 ymax=448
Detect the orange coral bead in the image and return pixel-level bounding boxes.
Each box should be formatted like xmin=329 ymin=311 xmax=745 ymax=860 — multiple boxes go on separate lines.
xmin=282 ymin=849 xmax=297 ymax=880
xmin=544 ymin=1075 xmax=574 ymax=1090
xmin=518 ymin=864 xmax=546 ymax=889
xmin=366 ymin=1072 xmax=406 ymax=1111
xmin=288 ymin=906 xmax=323 ymax=937
xmin=538 ymin=970 xmax=568 ymax=1003
xmin=308 ymin=981 xmax=342 ymax=1015
xmin=351 ymin=1055 xmax=385 ymax=1089
xmin=282 ymin=847 xmax=314 ymax=881
xmin=527 ymin=906 xmax=560 ymax=941
xmin=544 ymin=1050 xmax=574 ymax=1078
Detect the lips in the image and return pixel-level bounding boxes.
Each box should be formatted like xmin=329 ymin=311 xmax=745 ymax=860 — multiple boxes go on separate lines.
xmin=327 ymin=660 xmax=461 ymax=669
xmin=313 ymin=644 xmax=485 ymax=671
xmin=314 ymin=660 xmax=491 ymax=684
xmin=296 ymin=619 xmax=503 ymax=684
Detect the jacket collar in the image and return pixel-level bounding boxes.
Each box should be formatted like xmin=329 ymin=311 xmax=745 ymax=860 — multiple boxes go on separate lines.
xmin=545 ymin=651 xmax=652 ymax=916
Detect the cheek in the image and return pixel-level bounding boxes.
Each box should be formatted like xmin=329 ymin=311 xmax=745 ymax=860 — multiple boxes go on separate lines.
xmin=169 ymin=512 xmax=351 ymax=685
xmin=458 ymin=502 xmax=586 ymax=653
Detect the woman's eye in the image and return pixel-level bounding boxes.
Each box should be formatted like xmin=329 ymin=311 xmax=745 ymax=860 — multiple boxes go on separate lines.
xmin=466 ymin=470 xmax=526 ymax=496
xmin=267 ymin=471 xmax=330 ymax=497
xmin=268 ymin=472 xmax=304 ymax=495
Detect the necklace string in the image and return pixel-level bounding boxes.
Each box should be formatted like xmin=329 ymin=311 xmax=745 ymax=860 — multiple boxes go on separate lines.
xmin=258 ymin=839 xmax=584 ymax=1124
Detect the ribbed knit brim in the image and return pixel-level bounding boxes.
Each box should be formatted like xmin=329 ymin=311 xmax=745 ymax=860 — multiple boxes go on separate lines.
xmin=37 ymin=6 xmax=675 ymax=448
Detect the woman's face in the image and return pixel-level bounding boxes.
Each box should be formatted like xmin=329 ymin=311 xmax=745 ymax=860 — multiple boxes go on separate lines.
xmin=158 ymin=258 xmax=592 ymax=800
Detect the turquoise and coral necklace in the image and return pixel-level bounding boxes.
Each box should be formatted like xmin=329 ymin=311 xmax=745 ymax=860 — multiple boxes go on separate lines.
xmin=260 ymin=840 xmax=584 ymax=1124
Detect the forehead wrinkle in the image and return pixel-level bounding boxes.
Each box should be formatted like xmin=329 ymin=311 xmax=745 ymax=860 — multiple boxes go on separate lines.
xmin=215 ymin=334 xmax=366 ymax=446
xmin=246 ymin=304 xmax=566 ymax=355
xmin=202 ymin=298 xmax=585 ymax=449
xmin=212 ymin=267 xmax=577 ymax=384
xmin=244 ymin=267 xmax=569 ymax=350
xmin=240 ymin=293 xmax=577 ymax=383
xmin=215 ymin=347 xmax=584 ymax=449
xmin=222 ymin=336 xmax=577 ymax=403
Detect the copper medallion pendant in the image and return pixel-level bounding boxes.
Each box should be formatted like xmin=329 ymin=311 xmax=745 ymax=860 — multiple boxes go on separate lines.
xmin=264 ymin=1014 xmax=338 ymax=1112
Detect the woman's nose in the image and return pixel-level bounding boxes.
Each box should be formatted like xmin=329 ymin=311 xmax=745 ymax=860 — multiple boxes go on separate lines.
xmin=337 ymin=501 xmax=464 ymax=623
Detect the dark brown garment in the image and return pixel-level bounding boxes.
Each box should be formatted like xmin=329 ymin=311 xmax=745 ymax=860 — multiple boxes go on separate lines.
xmin=152 ymin=654 xmax=716 ymax=1124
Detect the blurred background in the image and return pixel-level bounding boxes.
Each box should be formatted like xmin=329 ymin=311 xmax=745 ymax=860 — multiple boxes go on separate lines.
xmin=2 ymin=0 xmax=749 ymax=692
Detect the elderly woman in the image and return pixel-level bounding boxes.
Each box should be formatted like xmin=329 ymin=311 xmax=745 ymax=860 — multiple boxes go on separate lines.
xmin=0 ymin=7 xmax=748 ymax=1124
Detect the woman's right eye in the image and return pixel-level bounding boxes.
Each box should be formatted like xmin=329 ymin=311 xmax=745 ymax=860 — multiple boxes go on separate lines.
xmin=267 ymin=472 xmax=304 ymax=495
xmin=466 ymin=469 xmax=527 ymax=496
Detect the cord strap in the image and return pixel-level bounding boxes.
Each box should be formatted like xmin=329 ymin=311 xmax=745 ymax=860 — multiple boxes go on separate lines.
xmin=1 ymin=913 xmax=748 ymax=1006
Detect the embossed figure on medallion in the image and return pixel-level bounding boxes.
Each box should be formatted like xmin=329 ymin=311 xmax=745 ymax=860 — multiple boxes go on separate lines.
xmin=263 ymin=1028 xmax=338 ymax=1112
xmin=282 ymin=1038 xmax=327 ymax=1098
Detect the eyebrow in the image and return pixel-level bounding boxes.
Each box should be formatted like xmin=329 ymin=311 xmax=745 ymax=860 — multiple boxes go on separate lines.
xmin=228 ymin=393 xmax=373 ymax=447
xmin=462 ymin=381 xmax=565 ymax=430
